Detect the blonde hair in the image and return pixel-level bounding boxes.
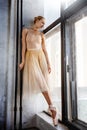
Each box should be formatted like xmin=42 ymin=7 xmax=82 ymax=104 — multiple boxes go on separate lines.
xmin=34 ymin=16 xmax=45 ymax=24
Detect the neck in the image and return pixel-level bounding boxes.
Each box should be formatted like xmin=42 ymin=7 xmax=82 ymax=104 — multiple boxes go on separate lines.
xmin=32 ymin=25 xmax=39 ymax=31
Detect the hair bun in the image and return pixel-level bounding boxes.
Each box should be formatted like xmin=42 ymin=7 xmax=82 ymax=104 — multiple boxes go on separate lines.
xmin=34 ymin=16 xmax=44 ymax=24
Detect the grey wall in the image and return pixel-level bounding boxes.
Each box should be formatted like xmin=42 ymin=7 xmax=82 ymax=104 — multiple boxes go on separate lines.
xmin=0 ymin=0 xmax=10 ymax=129
xmin=23 ymin=0 xmax=44 ymax=27
xmin=44 ymin=0 xmax=60 ymax=27
xmin=23 ymin=0 xmax=60 ymax=28
xmin=0 ymin=0 xmax=17 ymax=130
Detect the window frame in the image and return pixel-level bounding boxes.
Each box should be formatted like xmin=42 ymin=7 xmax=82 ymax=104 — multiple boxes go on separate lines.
xmin=61 ymin=0 xmax=87 ymax=129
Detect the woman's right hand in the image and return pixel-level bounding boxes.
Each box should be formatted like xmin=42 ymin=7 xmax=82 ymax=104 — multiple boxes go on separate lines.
xmin=19 ymin=62 xmax=24 ymax=71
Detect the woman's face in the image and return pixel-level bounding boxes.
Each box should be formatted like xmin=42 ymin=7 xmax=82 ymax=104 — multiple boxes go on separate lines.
xmin=36 ymin=18 xmax=45 ymax=29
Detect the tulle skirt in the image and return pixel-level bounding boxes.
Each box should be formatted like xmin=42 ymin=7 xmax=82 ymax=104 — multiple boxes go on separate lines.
xmin=22 ymin=48 xmax=49 ymax=98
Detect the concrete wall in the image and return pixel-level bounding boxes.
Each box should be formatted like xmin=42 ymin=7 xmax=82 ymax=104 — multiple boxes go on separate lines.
xmin=0 ymin=0 xmax=17 ymax=130
xmin=23 ymin=0 xmax=60 ymax=28
xmin=0 ymin=0 xmax=11 ymax=129
xmin=23 ymin=0 xmax=44 ymax=27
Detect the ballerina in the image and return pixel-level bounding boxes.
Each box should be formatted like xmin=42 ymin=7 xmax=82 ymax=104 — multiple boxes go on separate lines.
xmin=19 ymin=16 xmax=58 ymax=126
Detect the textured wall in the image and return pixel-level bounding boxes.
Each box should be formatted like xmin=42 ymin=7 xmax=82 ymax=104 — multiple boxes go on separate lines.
xmin=44 ymin=0 xmax=60 ymax=27
xmin=0 ymin=0 xmax=17 ymax=130
xmin=0 ymin=0 xmax=10 ymax=129
xmin=23 ymin=0 xmax=44 ymax=27
xmin=23 ymin=0 xmax=60 ymax=28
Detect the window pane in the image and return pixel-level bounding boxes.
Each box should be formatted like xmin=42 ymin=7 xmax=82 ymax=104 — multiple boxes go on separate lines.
xmin=45 ymin=26 xmax=61 ymax=119
xmin=75 ymin=16 xmax=87 ymax=123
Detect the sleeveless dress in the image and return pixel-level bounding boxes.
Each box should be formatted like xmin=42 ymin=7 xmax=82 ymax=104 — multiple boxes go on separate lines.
xmin=22 ymin=30 xmax=50 ymax=99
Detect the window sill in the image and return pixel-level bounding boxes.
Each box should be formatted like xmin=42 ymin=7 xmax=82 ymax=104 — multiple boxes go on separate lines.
xmin=61 ymin=119 xmax=87 ymax=130
xmin=36 ymin=112 xmax=69 ymax=130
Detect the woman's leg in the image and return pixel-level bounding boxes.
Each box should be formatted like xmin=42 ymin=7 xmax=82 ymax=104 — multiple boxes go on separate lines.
xmin=42 ymin=91 xmax=58 ymax=126
xmin=42 ymin=91 xmax=52 ymax=106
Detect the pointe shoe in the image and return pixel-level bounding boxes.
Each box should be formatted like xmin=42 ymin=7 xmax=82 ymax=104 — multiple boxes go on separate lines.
xmin=49 ymin=105 xmax=58 ymax=126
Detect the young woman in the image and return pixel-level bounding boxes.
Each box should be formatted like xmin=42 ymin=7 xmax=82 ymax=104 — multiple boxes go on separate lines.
xmin=19 ymin=16 xmax=58 ymax=126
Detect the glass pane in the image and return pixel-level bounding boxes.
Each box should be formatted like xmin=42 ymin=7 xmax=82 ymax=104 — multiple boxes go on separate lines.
xmin=45 ymin=26 xmax=61 ymax=119
xmin=75 ymin=16 xmax=87 ymax=123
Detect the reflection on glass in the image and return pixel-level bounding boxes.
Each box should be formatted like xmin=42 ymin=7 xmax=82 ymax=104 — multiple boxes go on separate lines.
xmin=75 ymin=16 xmax=87 ymax=123
xmin=45 ymin=26 xmax=61 ymax=119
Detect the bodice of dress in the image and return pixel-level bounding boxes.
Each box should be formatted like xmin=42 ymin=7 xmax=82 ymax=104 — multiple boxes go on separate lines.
xmin=26 ymin=29 xmax=42 ymax=50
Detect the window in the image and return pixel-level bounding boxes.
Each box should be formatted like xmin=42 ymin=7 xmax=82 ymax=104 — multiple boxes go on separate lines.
xmin=66 ymin=7 xmax=87 ymax=123
xmin=45 ymin=25 xmax=61 ymax=119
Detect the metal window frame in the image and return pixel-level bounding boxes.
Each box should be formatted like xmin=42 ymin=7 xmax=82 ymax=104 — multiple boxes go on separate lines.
xmin=14 ymin=0 xmax=19 ymax=129
xmin=14 ymin=0 xmax=23 ymax=130
xmin=60 ymin=0 xmax=87 ymax=129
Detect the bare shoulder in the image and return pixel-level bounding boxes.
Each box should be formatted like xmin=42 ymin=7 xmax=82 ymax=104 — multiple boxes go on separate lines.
xmin=22 ymin=28 xmax=28 ymax=35
xmin=24 ymin=28 xmax=33 ymax=34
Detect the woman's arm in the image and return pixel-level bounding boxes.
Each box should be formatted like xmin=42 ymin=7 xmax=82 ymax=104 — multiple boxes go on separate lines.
xmin=19 ymin=28 xmax=28 ymax=70
xmin=41 ymin=33 xmax=51 ymax=73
